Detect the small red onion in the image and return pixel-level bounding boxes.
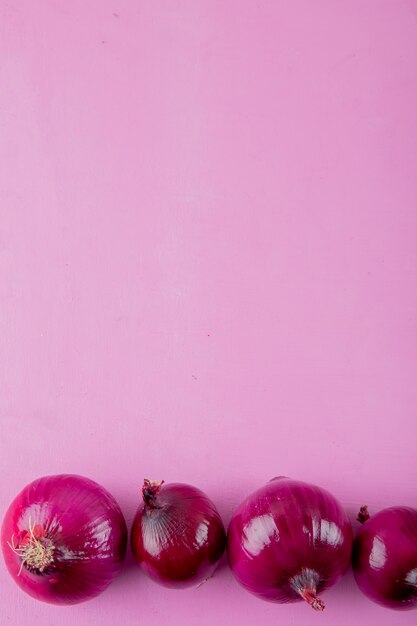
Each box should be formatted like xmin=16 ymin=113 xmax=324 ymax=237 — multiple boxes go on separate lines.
xmin=352 ymin=505 xmax=417 ymax=610
xmin=1 ymin=474 xmax=127 ymax=604
xmin=227 ymin=477 xmax=353 ymax=611
xmin=131 ymin=480 xmax=226 ymax=588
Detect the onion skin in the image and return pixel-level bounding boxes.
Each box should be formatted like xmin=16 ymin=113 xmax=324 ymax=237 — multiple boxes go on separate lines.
xmin=352 ymin=506 xmax=417 ymax=610
xmin=1 ymin=474 xmax=127 ymax=605
xmin=131 ymin=480 xmax=226 ymax=588
xmin=227 ymin=477 xmax=353 ymax=611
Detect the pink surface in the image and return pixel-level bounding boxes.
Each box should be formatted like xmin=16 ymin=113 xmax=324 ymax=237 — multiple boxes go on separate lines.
xmin=0 ymin=1 xmax=416 ymax=624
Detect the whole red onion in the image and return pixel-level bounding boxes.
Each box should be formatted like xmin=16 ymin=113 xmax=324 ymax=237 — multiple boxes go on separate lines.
xmin=227 ymin=477 xmax=353 ymax=611
xmin=352 ymin=506 xmax=417 ymax=610
xmin=131 ymin=480 xmax=226 ymax=588
xmin=1 ymin=474 xmax=127 ymax=604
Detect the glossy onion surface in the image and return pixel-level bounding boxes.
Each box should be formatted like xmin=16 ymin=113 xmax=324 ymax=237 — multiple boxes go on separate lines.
xmin=131 ymin=480 xmax=226 ymax=588
xmin=1 ymin=474 xmax=127 ymax=604
xmin=352 ymin=506 xmax=417 ymax=610
xmin=227 ymin=477 xmax=353 ymax=611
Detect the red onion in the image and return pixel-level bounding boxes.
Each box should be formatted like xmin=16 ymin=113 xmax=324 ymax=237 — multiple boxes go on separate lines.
xmin=227 ymin=477 xmax=353 ymax=611
xmin=353 ymin=505 xmax=417 ymax=610
xmin=131 ymin=480 xmax=226 ymax=588
xmin=1 ymin=474 xmax=127 ymax=604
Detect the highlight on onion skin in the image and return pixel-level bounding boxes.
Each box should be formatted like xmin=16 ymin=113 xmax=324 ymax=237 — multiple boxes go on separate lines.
xmin=1 ymin=474 xmax=128 ymax=605
xmin=130 ymin=480 xmax=226 ymax=588
xmin=227 ymin=477 xmax=353 ymax=612
xmin=352 ymin=505 xmax=417 ymax=610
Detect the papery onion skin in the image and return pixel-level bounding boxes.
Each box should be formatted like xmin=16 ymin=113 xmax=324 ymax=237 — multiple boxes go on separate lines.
xmin=131 ymin=480 xmax=226 ymax=588
xmin=227 ymin=477 xmax=353 ymax=611
xmin=1 ymin=474 xmax=127 ymax=605
xmin=352 ymin=506 xmax=417 ymax=610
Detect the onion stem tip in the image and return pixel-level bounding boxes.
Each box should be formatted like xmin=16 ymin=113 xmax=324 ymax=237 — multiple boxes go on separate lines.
xmin=357 ymin=505 xmax=370 ymax=524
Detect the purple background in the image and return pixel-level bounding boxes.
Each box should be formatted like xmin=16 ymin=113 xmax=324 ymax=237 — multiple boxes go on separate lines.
xmin=1 ymin=1 xmax=416 ymax=624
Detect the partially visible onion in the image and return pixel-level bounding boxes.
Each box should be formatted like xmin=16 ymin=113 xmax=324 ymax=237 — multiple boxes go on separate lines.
xmin=352 ymin=505 xmax=417 ymax=610
xmin=1 ymin=474 xmax=127 ymax=604
xmin=131 ymin=480 xmax=226 ymax=588
xmin=227 ymin=477 xmax=353 ymax=611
